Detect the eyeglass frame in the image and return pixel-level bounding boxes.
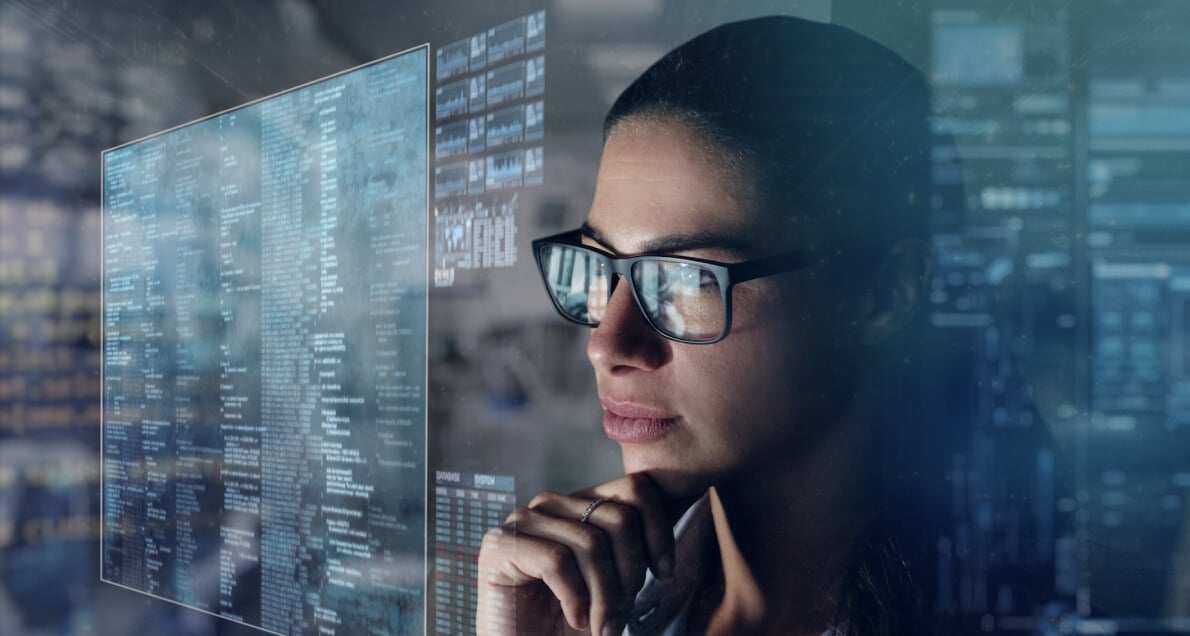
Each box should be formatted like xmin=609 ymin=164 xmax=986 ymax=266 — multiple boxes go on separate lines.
xmin=531 ymin=229 xmax=815 ymax=344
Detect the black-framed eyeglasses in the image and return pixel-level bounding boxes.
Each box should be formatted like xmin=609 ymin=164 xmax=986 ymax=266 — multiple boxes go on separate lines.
xmin=531 ymin=229 xmax=813 ymax=344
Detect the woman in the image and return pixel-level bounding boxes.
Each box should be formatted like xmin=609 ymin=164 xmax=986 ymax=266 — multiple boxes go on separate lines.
xmin=478 ymin=15 xmax=940 ymax=635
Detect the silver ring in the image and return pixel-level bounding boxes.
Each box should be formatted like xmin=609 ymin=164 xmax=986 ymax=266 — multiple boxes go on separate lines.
xmin=579 ymin=497 xmax=608 ymax=524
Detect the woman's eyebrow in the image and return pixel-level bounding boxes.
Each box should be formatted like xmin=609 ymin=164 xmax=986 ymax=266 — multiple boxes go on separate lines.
xmin=578 ymin=221 xmax=609 ymax=246
xmin=580 ymin=221 xmax=753 ymax=255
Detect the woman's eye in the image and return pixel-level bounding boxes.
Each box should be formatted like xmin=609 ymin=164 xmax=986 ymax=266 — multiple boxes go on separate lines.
xmin=667 ymin=265 xmax=720 ymax=297
xmin=699 ymin=269 xmax=719 ymax=291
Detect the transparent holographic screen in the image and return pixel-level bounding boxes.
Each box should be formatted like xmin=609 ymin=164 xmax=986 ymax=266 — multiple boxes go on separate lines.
xmin=100 ymin=45 xmax=429 ymax=636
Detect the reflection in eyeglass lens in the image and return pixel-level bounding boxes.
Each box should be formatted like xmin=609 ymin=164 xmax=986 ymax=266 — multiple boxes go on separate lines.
xmin=636 ymin=261 xmax=723 ymax=340
xmin=540 ymin=244 xmax=727 ymax=341
xmin=586 ymin=267 xmax=609 ymax=323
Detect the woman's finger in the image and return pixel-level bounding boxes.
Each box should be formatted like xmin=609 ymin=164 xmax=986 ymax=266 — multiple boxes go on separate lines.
xmin=513 ymin=502 xmax=627 ymax=636
xmin=530 ymin=493 xmax=650 ymax=599
xmin=478 ymin=521 xmax=590 ymax=632
xmin=579 ymin=472 xmax=677 ymax=580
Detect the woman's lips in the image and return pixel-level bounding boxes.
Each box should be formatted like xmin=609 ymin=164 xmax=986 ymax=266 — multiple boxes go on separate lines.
xmin=600 ymin=398 xmax=679 ymax=443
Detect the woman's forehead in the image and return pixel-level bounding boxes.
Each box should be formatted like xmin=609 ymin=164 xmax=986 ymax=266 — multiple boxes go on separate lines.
xmin=579 ymin=220 xmax=758 ymax=258
xmin=588 ymin=121 xmax=781 ymax=256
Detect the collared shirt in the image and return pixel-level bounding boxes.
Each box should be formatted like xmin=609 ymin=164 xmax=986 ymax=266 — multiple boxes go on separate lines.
xmin=626 ymin=494 xmax=846 ymax=636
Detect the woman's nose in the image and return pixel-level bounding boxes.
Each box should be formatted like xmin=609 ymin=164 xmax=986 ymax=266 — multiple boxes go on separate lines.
xmin=586 ymin=275 xmax=669 ymax=374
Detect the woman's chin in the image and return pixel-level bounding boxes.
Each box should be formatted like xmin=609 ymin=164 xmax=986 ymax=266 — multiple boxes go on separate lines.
xmin=620 ymin=453 xmax=714 ymax=501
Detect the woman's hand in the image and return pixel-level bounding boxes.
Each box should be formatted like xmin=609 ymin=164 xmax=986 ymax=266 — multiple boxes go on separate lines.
xmin=476 ymin=472 xmax=677 ymax=636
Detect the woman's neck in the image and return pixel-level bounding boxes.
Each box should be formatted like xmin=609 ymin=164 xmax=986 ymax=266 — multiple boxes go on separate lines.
xmin=691 ymin=410 xmax=871 ymax=636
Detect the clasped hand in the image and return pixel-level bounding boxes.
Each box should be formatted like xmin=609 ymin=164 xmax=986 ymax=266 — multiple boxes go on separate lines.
xmin=476 ymin=473 xmax=678 ymax=636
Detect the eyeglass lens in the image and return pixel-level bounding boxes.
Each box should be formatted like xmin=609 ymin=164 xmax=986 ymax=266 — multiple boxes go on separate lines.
xmin=538 ymin=243 xmax=726 ymax=341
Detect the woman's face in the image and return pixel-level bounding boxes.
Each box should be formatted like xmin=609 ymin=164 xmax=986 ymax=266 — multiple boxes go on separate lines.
xmin=584 ymin=117 xmax=863 ymax=498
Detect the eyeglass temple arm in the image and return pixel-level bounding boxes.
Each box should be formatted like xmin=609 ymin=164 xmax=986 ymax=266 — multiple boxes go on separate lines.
xmin=727 ymin=251 xmax=813 ymax=284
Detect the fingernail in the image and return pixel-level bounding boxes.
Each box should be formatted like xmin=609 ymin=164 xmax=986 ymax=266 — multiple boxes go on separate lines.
xmin=656 ymin=553 xmax=675 ymax=579
xmin=603 ymin=622 xmax=621 ymax=636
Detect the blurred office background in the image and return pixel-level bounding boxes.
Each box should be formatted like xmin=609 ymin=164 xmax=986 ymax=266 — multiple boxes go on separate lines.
xmin=2 ymin=0 xmax=1190 ymax=634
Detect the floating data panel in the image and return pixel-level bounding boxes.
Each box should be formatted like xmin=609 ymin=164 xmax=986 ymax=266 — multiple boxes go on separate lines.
xmin=928 ymin=0 xmax=1075 ymax=625
xmin=929 ymin=0 xmax=1190 ymax=628
xmin=431 ymin=10 xmax=547 ymax=288
xmin=1082 ymin=0 xmax=1190 ymax=622
xmin=429 ymin=471 xmax=515 ymax=635
xmin=101 ymin=46 xmax=430 ymax=635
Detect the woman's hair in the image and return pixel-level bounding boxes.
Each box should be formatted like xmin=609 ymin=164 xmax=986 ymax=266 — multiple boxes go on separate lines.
xmin=604 ymin=16 xmax=951 ymax=635
xmin=605 ymin=15 xmax=932 ymax=257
